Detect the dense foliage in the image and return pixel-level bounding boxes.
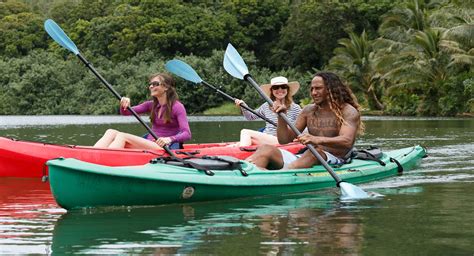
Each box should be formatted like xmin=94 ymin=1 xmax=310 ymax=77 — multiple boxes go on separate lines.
xmin=0 ymin=0 xmax=472 ymax=115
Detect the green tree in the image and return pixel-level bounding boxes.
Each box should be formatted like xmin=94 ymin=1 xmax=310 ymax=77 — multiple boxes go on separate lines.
xmin=375 ymin=0 xmax=473 ymax=115
xmin=270 ymin=0 xmax=394 ymax=71
xmin=0 ymin=0 xmax=30 ymax=18
xmin=443 ymin=8 xmax=474 ymax=51
xmin=221 ymin=0 xmax=290 ymax=67
xmin=379 ymin=0 xmax=430 ymax=42
xmin=379 ymin=28 xmax=472 ymax=115
xmin=328 ymin=31 xmax=385 ymax=110
xmin=56 ymin=1 xmax=229 ymax=61
xmin=0 ymin=11 xmax=48 ymax=57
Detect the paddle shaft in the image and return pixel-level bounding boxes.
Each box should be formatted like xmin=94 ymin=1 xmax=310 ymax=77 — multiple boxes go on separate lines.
xmin=244 ymin=75 xmax=342 ymax=184
xmin=201 ymin=81 xmax=276 ymax=126
xmin=76 ymin=54 xmax=175 ymax=156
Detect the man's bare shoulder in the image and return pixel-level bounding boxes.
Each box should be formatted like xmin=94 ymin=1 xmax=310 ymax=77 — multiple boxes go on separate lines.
xmin=341 ymin=104 xmax=360 ymax=122
xmin=301 ymin=104 xmax=317 ymax=114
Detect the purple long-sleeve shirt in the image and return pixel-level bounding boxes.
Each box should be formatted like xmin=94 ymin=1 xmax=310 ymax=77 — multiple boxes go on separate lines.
xmin=120 ymin=100 xmax=191 ymax=143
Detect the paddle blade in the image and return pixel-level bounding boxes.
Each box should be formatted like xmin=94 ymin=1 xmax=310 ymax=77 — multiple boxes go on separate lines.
xmin=339 ymin=182 xmax=370 ymax=200
xmin=165 ymin=59 xmax=203 ymax=84
xmin=223 ymin=43 xmax=249 ymax=80
xmin=44 ymin=19 xmax=79 ymax=55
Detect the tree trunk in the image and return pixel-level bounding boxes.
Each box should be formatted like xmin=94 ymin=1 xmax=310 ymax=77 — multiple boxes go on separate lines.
xmin=367 ymin=88 xmax=384 ymax=110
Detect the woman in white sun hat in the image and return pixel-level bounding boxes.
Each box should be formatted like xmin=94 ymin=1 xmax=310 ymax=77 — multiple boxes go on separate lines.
xmin=234 ymin=76 xmax=302 ymax=146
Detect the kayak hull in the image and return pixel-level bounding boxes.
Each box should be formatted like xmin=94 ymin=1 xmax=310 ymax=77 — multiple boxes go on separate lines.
xmin=0 ymin=136 xmax=304 ymax=178
xmin=47 ymin=145 xmax=427 ymax=210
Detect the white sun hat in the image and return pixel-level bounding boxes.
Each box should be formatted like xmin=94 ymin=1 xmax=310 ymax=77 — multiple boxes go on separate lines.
xmin=260 ymin=76 xmax=300 ymax=97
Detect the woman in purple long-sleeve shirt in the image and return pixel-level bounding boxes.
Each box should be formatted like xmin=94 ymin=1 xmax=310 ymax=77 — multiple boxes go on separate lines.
xmin=94 ymin=73 xmax=191 ymax=149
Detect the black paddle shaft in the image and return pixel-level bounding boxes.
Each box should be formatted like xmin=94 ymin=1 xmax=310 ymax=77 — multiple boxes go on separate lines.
xmin=76 ymin=54 xmax=175 ymax=156
xmin=244 ymin=75 xmax=342 ymax=183
xmin=201 ymin=81 xmax=277 ymax=126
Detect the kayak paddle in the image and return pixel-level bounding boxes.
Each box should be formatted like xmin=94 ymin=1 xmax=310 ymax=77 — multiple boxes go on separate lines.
xmin=43 ymin=19 xmax=175 ymax=156
xmin=223 ymin=43 xmax=370 ymax=200
xmin=165 ymin=59 xmax=276 ymax=126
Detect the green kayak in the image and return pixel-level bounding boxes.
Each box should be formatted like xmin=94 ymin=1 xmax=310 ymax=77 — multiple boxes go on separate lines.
xmin=47 ymin=145 xmax=426 ymax=210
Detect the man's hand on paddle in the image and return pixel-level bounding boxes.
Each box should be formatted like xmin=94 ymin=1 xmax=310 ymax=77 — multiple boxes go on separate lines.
xmin=296 ymin=133 xmax=321 ymax=145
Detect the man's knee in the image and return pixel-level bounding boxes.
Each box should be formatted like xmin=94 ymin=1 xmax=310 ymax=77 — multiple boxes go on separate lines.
xmin=247 ymin=144 xmax=278 ymax=162
xmin=256 ymin=144 xmax=278 ymax=156
xmin=314 ymin=147 xmax=327 ymax=162
xmin=291 ymin=147 xmax=326 ymax=168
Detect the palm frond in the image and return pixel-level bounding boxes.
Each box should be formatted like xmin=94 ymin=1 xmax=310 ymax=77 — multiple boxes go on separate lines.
xmin=448 ymin=54 xmax=474 ymax=68
xmin=445 ymin=24 xmax=474 ymax=49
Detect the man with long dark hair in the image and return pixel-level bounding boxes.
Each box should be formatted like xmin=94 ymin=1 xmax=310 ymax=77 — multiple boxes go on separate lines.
xmin=247 ymin=72 xmax=364 ymax=169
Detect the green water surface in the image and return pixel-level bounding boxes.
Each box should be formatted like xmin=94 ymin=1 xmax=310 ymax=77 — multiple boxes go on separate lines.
xmin=0 ymin=117 xmax=472 ymax=255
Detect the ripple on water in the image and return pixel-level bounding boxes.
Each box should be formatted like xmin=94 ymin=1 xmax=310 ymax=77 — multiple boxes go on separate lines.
xmin=353 ymin=142 xmax=474 ymax=194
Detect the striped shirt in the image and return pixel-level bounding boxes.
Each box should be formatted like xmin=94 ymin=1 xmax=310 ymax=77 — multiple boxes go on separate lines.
xmin=241 ymin=102 xmax=302 ymax=136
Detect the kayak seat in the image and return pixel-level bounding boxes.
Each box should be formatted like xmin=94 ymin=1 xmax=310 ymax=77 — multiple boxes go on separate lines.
xmin=350 ymin=146 xmax=385 ymax=166
xmin=328 ymin=146 xmax=384 ymax=168
xmin=150 ymin=155 xmax=248 ymax=176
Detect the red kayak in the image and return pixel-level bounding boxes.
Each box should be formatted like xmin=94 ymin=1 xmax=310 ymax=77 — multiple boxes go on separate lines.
xmin=0 ymin=136 xmax=304 ymax=178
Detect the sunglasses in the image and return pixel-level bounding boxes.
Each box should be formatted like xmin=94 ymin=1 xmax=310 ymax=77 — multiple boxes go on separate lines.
xmin=271 ymin=84 xmax=289 ymax=90
xmin=149 ymin=81 xmax=162 ymax=87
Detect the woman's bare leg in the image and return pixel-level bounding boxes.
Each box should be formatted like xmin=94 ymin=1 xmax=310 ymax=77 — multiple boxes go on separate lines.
xmin=251 ymin=132 xmax=279 ymax=145
xmin=93 ymin=129 xmax=119 ymax=148
xmin=239 ymin=129 xmax=253 ymax=146
xmin=108 ymin=132 xmax=162 ymax=150
xmin=239 ymin=129 xmax=279 ymax=146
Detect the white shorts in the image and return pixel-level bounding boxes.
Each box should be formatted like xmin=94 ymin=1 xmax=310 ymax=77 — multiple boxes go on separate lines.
xmin=279 ymin=149 xmax=344 ymax=169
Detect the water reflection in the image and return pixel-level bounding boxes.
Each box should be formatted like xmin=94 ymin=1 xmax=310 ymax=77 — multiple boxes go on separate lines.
xmin=50 ymin=192 xmax=374 ymax=255
xmin=0 ymin=178 xmax=63 ymax=254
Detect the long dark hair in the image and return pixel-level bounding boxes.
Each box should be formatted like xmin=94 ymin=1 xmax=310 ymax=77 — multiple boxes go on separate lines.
xmin=314 ymin=71 xmax=364 ymax=134
xmin=149 ymin=73 xmax=178 ymax=124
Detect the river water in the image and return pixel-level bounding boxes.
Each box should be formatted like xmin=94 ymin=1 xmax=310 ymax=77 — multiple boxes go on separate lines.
xmin=0 ymin=116 xmax=473 ymax=254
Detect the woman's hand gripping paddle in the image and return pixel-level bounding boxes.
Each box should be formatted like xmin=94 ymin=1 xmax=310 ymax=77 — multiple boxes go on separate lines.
xmin=223 ymin=43 xmax=370 ymax=200
xmin=165 ymin=59 xmax=276 ymax=126
xmin=44 ymin=19 xmax=175 ymax=156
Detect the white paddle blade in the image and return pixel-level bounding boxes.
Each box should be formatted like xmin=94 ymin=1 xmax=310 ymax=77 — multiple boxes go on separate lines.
xmin=339 ymin=182 xmax=370 ymax=200
xmin=223 ymin=43 xmax=249 ymax=80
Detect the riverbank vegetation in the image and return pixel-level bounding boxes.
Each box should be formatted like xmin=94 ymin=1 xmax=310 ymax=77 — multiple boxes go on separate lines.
xmin=0 ymin=0 xmax=472 ymax=116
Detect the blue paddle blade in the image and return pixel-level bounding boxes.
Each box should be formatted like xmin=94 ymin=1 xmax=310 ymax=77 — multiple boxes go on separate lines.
xmin=223 ymin=43 xmax=249 ymax=80
xmin=44 ymin=19 xmax=79 ymax=55
xmin=165 ymin=59 xmax=203 ymax=84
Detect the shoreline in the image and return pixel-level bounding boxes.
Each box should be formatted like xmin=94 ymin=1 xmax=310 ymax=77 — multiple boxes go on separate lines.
xmin=0 ymin=114 xmax=472 ymax=129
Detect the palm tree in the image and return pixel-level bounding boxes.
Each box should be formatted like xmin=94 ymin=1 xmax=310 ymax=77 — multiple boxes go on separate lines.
xmin=378 ymin=0 xmax=430 ymax=42
xmin=429 ymin=4 xmax=473 ymax=51
xmin=445 ymin=14 xmax=474 ymax=54
xmin=328 ymin=31 xmax=385 ymax=110
xmin=377 ymin=28 xmax=472 ymax=115
xmin=374 ymin=1 xmax=473 ymax=115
